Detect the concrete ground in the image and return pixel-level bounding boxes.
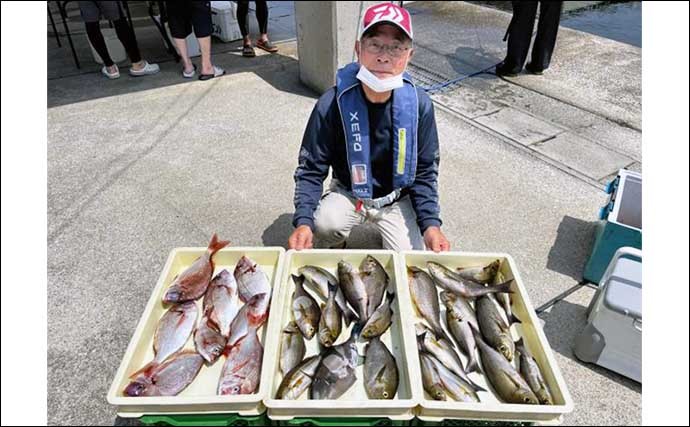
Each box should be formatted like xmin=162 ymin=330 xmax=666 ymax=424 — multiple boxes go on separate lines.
xmin=47 ymin=1 xmax=641 ymax=425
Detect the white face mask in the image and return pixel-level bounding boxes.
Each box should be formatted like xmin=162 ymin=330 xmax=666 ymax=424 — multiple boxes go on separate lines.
xmin=356 ymin=64 xmax=404 ymax=93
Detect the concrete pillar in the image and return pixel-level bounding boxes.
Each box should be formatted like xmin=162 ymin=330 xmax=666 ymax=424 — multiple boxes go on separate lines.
xmin=294 ymin=1 xmax=381 ymax=94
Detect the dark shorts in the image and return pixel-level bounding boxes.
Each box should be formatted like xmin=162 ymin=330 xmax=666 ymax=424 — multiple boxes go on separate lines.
xmin=166 ymin=1 xmax=213 ymax=39
xmin=79 ymin=1 xmax=123 ymax=23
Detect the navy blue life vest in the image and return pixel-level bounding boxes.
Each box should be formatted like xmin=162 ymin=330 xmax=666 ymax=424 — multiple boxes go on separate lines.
xmin=335 ymin=62 xmax=418 ymax=200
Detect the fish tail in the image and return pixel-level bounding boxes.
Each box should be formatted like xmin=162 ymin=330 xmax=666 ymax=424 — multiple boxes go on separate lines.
xmin=494 ymin=279 xmax=514 ymax=294
xmin=207 ymin=233 xmax=231 ymax=256
xmin=515 ymin=337 xmax=525 ymax=349
xmin=386 ymin=291 xmax=396 ymax=304
xmin=509 ymin=312 xmax=522 ymax=325
xmin=466 ymin=357 xmax=482 ymax=375
xmin=343 ymin=307 xmax=358 ymax=327
xmin=469 ymin=378 xmax=487 ymax=393
xmin=351 ymin=322 xmax=364 ymax=339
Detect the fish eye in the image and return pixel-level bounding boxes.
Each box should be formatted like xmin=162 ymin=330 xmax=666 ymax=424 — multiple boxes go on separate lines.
xmin=233 ymin=386 xmax=241 ymax=393
xmin=383 ymin=391 xmax=389 ymax=398
xmin=524 ymin=397 xmax=532 ymax=403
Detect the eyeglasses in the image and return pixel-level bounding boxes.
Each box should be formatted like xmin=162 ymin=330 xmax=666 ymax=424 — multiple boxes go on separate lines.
xmin=362 ymin=39 xmax=411 ymax=58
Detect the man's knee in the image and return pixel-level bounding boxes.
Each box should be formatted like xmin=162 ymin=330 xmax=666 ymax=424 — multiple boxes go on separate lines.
xmin=313 ymin=209 xmax=349 ymax=241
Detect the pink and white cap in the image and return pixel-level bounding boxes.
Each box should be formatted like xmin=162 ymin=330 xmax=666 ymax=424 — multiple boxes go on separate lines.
xmin=359 ymin=3 xmax=413 ymax=41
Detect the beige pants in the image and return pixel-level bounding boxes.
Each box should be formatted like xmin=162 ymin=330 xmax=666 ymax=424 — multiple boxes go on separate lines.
xmin=313 ymin=182 xmax=425 ymax=251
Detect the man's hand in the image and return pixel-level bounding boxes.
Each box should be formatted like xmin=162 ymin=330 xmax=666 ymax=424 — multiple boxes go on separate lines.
xmin=288 ymin=225 xmax=314 ymax=250
xmin=424 ymin=226 xmax=451 ymax=252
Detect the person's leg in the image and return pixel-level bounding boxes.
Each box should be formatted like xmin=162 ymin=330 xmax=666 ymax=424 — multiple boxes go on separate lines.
xmin=255 ymin=1 xmax=268 ymax=39
xmin=369 ymin=196 xmax=425 ymax=251
xmin=529 ymin=1 xmax=563 ymax=72
xmin=500 ymin=1 xmax=538 ymax=74
xmin=254 ymin=1 xmax=278 ymax=53
xmin=237 ymin=1 xmax=251 ymax=46
xmin=167 ymin=1 xmax=194 ymax=74
xmin=84 ymin=21 xmax=115 ymax=67
xmin=313 ymin=190 xmax=365 ymax=249
xmin=112 ymin=18 xmax=142 ymax=64
xmin=190 ymin=1 xmax=216 ymax=75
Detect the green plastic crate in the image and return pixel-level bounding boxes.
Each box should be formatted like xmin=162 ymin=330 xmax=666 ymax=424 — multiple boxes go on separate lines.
xmin=275 ymin=417 xmax=408 ymax=427
xmin=409 ymin=418 xmax=530 ymax=426
xmin=139 ymin=412 xmax=271 ymax=426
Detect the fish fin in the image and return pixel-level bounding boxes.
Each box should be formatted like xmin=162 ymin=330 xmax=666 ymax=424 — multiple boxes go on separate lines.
xmin=494 ymin=279 xmax=515 ymax=294
xmin=466 ymin=357 xmax=482 ymax=375
xmin=207 ymin=233 xmax=231 ymax=255
xmin=436 ymin=327 xmax=455 ymax=349
xmin=467 ymin=323 xmax=484 ymax=344
xmin=374 ymin=364 xmax=388 ymax=383
xmin=129 ymin=361 xmax=157 ymax=379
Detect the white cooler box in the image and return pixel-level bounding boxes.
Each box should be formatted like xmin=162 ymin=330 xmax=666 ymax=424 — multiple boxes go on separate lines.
xmin=574 ymin=247 xmax=642 ymax=382
xmin=211 ymin=1 xmax=242 ymax=42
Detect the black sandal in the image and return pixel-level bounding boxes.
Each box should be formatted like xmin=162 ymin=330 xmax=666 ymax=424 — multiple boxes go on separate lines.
xmin=242 ymin=44 xmax=256 ymax=58
xmin=199 ymin=65 xmax=225 ymax=81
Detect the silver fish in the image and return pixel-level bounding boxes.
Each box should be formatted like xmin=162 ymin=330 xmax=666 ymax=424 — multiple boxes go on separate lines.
xmin=455 ymin=259 xmax=501 ymax=284
xmin=441 ymin=291 xmax=481 ymax=374
xmin=360 ymin=255 xmax=389 ymax=318
xmin=311 ymin=329 xmax=358 ymax=399
xmin=362 ymin=291 xmax=395 ymax=340
xmin=338 ymin=260 xmax=369 ymax=323
xmin=194 ymin=313 xmax=227 ymax=364
xmin=318 ymin=283 xmax=342 ymax=347
xmin=417 ymin=330 xmax=485 ymax=392
xmin=280 ymin=321 xmax=306 ymax=375
xmin=476 ymin=295 xmax=514 ymax=361
xmin=203 ymin=269 xmax=240 ymax=337
xmin=427 ymin=353 xmax=480 ymax=402
xmin=218 ymin=330 xmax=263 ymax=395
xmin=234 ymin=255 xmax=271 ymax=303
xmin=292 ymin=274 xmax=320 ymax=340
xmin=276 ymin=355 xmax=322 ymax=400
xmin=227 ymin=292 xmax=270 ymax=346
xmin=427 ymin=261 xmax=513 ymax=299
xmin=407 ymin=267 xmax=453 ymax=345
xmin=470 ymin=324 xmax=538 ymax=404
xmin=419 ymin=353 xmax=446 ymax=401
xmin=515 ymin=338 xmax=554 ymax=405
xmin=124 ymin=351 xmax=204 ymax=397
xmin=163 ymin=234 xmax=230 ymax=304
xmin=364 ymin=336 xmax=398 ymax=399
xmin=298 ymin=265 xmax=358 ymax=326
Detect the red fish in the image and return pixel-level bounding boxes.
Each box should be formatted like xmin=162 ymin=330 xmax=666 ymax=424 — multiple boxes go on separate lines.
xmin=163 ymin=234 xmax=230 ymax=304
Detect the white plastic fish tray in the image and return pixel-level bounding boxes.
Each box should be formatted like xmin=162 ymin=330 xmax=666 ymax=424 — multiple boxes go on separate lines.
xmin=263 ymin=249 xmax=421 ymax=421
xmin=400 ymin=251 xmax=574 ymax=424
xmin=107 ymin=247 xmax=285 ymax=419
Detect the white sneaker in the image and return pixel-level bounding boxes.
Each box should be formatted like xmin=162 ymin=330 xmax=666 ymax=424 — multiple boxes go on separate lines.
xmin=129 ymin=61 xmax=160 ymax=77
xmin=101 ymin=65 xmax=120 ymax=79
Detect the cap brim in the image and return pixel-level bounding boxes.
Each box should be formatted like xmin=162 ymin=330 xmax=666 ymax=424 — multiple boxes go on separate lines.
xmin=360 ymin=21 xmax=413 ymax=41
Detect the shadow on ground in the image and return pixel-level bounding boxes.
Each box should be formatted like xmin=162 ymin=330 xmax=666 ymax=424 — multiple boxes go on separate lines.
xmin=546 ymin=215 xmax=597 ymax=281
xmin=261 ymin=214 xmax=385 ymax=250
xmin=539 ymin=297 xmax=642 ymax=394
